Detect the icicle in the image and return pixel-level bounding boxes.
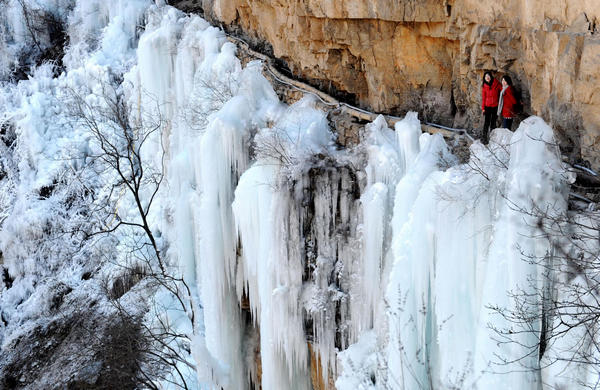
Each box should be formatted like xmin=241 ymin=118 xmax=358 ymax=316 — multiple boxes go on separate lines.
xmin=385 ymin=132 xmax=455 ymax=390
xmin=351 ymin=115 xmax=403 ymax=340
xmin=233 ymin=163 xmax=312 ymax=390
xmin=395 ymin=111 xmax=421 ymax=173
xmin=131 ymin=8 xmax=278 ymax=389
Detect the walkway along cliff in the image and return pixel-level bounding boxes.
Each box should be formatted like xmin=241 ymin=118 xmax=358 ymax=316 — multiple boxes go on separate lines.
xmin=178 ymin=0 xmax=600 ymax=169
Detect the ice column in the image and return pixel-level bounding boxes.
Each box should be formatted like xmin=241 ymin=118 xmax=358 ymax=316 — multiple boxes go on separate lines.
xmin=474 ymin=117 xmax=569 ymax=389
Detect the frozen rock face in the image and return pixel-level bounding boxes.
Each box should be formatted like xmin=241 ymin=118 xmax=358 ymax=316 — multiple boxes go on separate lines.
xmin=195 ymin=0 xmax=600 ymax=167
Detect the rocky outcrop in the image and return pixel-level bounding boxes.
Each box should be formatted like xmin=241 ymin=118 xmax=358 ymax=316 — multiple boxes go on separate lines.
xmin=182 ymin=0 xmax=600 ymax=167
xmin=0 ymin=280 xmax=150 ymax=390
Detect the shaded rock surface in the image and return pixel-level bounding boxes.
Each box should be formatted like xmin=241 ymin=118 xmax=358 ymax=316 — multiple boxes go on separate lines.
xmin=0 ymin=281 xmax=146 ymax=390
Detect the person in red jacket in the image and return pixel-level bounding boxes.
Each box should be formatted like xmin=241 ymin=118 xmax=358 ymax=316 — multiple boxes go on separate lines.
xmin=481 ymin=71 xmax=501 ymax=143
xmin=497 ymin=75 xmax=517 ymax=130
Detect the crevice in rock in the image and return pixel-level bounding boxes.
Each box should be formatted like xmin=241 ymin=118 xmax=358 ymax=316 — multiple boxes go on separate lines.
xmin=2 ymin=266 xmax=13 ymax=290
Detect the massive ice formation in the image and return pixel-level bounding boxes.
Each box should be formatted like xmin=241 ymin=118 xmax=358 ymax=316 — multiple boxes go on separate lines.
xmin=0 ymin=1 xmax=593 ymax=389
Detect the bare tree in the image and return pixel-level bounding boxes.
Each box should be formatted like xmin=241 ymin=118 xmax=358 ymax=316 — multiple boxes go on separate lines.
xmin=486 ymin=199 xmax=600 ymax=383
xmin=63 ymin=72 xmax=199 ymax=388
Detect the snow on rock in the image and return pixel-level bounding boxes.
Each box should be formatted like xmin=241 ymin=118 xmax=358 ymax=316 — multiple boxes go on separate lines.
xmin=335 ymin=330 xmax=378 ymax=390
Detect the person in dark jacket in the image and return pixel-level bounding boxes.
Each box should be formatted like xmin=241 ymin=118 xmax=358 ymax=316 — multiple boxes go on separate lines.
xmin=481 ymin=71 xmax=501 ymax=143
xmin=497 ymin=75 xmax=517 ymax=130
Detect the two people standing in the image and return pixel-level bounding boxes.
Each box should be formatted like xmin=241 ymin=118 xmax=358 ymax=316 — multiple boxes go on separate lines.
xmin=481 ymin=71 xmax=517 ymax=143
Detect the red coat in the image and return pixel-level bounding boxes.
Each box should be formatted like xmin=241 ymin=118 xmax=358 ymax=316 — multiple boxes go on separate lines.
xmin=481 ymin=79 xmax=501 ymax=110
xmin=500 ymin=86 xmax=517 ymax=118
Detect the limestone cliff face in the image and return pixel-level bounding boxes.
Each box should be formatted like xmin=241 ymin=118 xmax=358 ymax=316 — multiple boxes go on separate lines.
xmin=194 ymin=0 xmax=600 ymax=166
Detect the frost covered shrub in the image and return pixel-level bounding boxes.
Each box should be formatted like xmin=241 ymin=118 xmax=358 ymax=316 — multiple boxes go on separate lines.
xmin=0 ymin=0 xmax=73 ymax=80
xmin=253 ymin=96 xmax=336 ymax=179
xmin=183 ymin=71 xmax=239 ymax=131
xmin=0 ymin=168 xmax=97 ymax=281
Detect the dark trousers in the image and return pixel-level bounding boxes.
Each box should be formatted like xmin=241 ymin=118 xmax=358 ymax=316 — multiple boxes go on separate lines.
xmin=482 ymin=106 xmax=497 ymax=144
xmin=502 ymin=117 xmax=513 ymax=130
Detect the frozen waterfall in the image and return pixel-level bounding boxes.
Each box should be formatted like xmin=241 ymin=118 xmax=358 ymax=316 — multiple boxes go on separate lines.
xmin=0 ymin=1 xmax=596 ymax=389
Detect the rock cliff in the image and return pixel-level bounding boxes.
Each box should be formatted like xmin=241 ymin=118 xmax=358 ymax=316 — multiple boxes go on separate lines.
xmin=181 ymin=0 xmax=600 ymax=167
